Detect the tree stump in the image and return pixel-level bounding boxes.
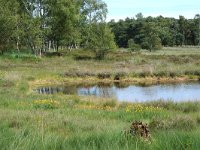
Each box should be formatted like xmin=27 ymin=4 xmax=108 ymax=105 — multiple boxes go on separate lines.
xmin=124 ymin=121 xmax=151 ymax=141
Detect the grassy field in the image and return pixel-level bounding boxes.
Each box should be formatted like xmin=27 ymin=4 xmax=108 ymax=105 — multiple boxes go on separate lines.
xmin=0 ymin=47 xmax=200 ymax=149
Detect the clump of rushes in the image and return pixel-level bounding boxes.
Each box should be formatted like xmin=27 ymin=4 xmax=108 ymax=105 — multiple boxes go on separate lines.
xmin=97 ymin=72 xmax=112 ymax=79
xmin=33 ymin=99 xmax=60 ymax=109
xmin=149 ymin=116 xmax=197 ymax=130
xmin=138 ymin=72 xmax=152 ymax=78
xmin=154 ymin=71 xmax=169 ymax=77
xmin=64 ymin=71 xmax=96 ymax=78
xmin=114 ymin=72 xmax=127 ymax=80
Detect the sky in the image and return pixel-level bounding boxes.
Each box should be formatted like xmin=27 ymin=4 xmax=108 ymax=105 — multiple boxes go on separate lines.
xmin=103 ymin=0 xmax=200 ymax=21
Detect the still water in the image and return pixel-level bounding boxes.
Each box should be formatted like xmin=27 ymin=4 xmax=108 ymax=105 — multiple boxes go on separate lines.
xmin=35 ymin=82 xmax=200 ymax=102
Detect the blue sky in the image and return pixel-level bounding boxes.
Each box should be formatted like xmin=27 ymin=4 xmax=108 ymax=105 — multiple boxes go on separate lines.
xmin=104 ymin=0 xmax=200 ymax=21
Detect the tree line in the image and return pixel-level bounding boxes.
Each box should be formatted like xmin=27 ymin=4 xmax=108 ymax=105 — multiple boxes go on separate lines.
xmin=0 ymin=0 xmax=116 ymax=59
xmin=109 ymin=13 xmax=200 ymax=51
xmin=0 ymin=0 xmax=200 ymax=58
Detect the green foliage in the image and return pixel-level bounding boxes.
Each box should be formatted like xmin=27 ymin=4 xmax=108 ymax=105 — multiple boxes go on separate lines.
xmin=97 ymin=72 xmax=111 ymax=79
xmin=0 ymin=0 xmax=116 ymax=56
xmin=1 ymin=0 xmax=199 ymax=54
xmin=114 ymin=72 xmax=127 ymax=80
xmin=109 ymin=13 xmax=200 ymax=48
xmin=0 ymin=0 xmax=17 ymax=53
xmin=1 ymin=51 xmax=200 ymax=149
xmin=48 ymin=0 xmax=79 ymax=50
xmin=140 ymin=22 xmax=162 ymax=51
xmin=128 ymin=39 xmax=141 ymax=51
xmin=88 ymin=23 xmax=116 ymax=59
xmin=33 ymin=99 xmax=60 ymax=109
xmin=149 ymin=116 xmax=197 ymax=130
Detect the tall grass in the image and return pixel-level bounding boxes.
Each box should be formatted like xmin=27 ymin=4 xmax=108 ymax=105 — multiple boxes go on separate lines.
xmin=1 ymin=48 xmax=200 ymax=149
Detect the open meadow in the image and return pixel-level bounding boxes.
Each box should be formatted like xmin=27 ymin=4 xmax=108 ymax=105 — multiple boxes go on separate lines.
xmin=0 ymin=48 xmax=200 ymax=149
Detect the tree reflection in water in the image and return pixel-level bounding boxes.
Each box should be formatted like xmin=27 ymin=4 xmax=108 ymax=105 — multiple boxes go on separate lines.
xmin=35 ymin=82 xmax=200 ymax=102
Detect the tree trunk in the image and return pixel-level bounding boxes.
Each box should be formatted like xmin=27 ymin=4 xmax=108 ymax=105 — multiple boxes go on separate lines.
xmin=48 ymin=40 xmax=51 ymax=51
xmin=27 ymin=37 xmax=35 ymax=55
xmin=56 ymin=41 xmax=59 ymax=52
xmin=16 ymin=24 xmax=20 ymax=56
xmin=16 ymin=38 xmax=20 ymax=55
xmin=53 ymin=41 xmax=56 ymax=52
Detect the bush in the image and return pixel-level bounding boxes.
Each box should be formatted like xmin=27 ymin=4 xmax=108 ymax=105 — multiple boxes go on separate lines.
xmin=141 ymin=35 xmax=162 ymax=51
xmin=128 ymin=39 xmax=141 ymax=51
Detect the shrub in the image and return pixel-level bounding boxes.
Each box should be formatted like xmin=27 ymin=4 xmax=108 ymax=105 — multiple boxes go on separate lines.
xmin=128 ymin=39 xmax=141 ymax=51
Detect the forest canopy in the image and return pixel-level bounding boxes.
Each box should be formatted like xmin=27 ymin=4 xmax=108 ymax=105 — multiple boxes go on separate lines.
xmin=0 ymin=0 xmax=199 ymax=57
xmin=109 ymin=13 xmax=200 ymax=50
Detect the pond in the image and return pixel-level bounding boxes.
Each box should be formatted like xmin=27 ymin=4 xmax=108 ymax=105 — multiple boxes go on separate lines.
xmin=35 ymin=82 xmax=200 ymax=102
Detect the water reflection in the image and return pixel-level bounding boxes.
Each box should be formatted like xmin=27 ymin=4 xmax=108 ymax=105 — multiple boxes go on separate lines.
xmin=78 ymin=86 xmax=116 ymax=98
xmin=35 ymin=82 xmax=200 ymax=102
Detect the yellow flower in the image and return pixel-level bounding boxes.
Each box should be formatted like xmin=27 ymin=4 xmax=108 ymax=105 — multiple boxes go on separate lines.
xmin=33 ymin=99 xmax=60 ymax=109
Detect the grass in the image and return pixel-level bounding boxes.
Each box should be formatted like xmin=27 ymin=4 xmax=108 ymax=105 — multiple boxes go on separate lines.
xmin=0 ymin=47 xmax=200 ymax=149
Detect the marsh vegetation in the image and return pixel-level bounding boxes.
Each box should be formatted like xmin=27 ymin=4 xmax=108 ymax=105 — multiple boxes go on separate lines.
xmin=1 ymin=0 xmax=200 ymax=149
xmin=0 ymin=47 xmax=200 ymax=149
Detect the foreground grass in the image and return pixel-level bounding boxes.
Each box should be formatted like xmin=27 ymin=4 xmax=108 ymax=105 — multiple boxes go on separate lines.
xmin=0 ymin=48 xmax=200 ymax=149
xmin=1 ymin=86 xmax=200 ymax=150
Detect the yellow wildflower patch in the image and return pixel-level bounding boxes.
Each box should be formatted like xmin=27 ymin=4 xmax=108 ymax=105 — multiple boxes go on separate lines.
xmin=33 ymin=99 xmax=60 ymax=109
xmin=74 ymin=104 xmax=114 ymax=111
xmin=125 ymin=104 xmax=162 ymax=113
xmin=0 ymin=71 xmax=7 ymax=77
